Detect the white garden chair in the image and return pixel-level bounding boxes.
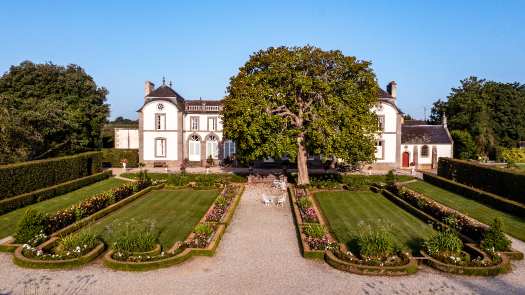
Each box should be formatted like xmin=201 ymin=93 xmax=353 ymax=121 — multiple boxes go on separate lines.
xmin=272 ymin=179 xmax=281 ymax=188
xmin=262 ymin=194 xmax=272 ymax=206
xmin=279 ymin=180 xmax=287 ymax=191
xmin=276 ymin=193 xmax=286 ymax=207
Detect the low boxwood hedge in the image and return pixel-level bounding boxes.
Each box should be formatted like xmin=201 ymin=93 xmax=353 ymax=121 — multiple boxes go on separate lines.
xmin=423 ymin=173 xmax=525 ymax=218
xmin=0 ymin=170 xmax=112 ymax=215
xmin=0 ymin=152 xmax=103 ymax=200
xmin=13 ymin=242 xmax=105 ymax=269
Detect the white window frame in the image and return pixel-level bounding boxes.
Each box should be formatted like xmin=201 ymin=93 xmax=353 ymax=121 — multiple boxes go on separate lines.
xmin=155 ymin=138 xmax=166 ymax=157
xmin=206 ymin=136 xmax=218 ymax=159
xmin=191 ymin=118 xmax=199 ymax=131
xmin=209 ymin=118 xmax=216 ymax=131
xmin=156 ymin=114 xmax=166 ymax=130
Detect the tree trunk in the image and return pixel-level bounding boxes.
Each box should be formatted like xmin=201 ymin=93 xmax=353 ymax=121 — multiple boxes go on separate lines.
xmin=296 ymin=136 xmax=310 ymax=185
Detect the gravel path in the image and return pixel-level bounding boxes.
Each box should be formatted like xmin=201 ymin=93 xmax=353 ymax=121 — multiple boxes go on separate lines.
xmin=1 ymin=184 xmax=524 ymax=295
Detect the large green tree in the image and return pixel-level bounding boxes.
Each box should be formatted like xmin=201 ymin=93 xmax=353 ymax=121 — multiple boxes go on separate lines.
xmin=428 ymin=77 xmax=525 ymax=158
xmin=0 ymin=61 xmax=110 ymax=164
xmin=221 ymin=46 xmax=380 ymax=184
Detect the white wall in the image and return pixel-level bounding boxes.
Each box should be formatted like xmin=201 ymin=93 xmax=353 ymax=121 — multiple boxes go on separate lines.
xmin=184 ymin=132 xmax=223 ymax=141
xmin=374 ymin=103 xmax=398 ymax=164
xmin=143 ymin=132 xmax=178 ymax=160
xmin=376 ymin=103 xmax=397 ymax=133
xmin=402 ymin=144 xmax=453 ymax=166
xmin=142 ymin=102 xmax=178 ymax=131
xmin=115 ymin=129 xmax=139 ymax=149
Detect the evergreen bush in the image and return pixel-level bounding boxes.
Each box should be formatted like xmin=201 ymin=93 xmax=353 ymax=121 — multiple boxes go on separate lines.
xmin=102 ymin=149 xmax=139 ymax=168
xmin=0 ymin=152 xmax=103 ymax=200
xmin=14 ymin=208 xmax=46 ymax=244
xmin=481 ymin=217 xmax=512 ymax=252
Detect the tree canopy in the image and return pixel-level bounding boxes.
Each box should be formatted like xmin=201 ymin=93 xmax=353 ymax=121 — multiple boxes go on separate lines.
xmin=428 ymin=77 xmax=525 ymax=159
xmin=0 ymin=61 xmax=110 ymax=164
xmin=221 ymin=46 xmax=380 ymax=184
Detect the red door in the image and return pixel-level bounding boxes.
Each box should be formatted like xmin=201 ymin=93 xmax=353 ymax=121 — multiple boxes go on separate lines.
xmin=402 ymin=152 xmax=409 ymax=167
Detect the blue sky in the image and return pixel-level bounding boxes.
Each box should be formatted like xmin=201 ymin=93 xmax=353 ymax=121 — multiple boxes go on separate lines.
xmin=1 ymin=0 xmax=524 ymax=120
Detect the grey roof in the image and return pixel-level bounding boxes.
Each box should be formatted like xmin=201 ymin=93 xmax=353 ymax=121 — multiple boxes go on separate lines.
xmin=403 ymin=120 xmax=427 ymax=126
xmin=185 ymin=100 xmax=221 ymax=106
xmin=145 ymin=85 xmax=185 ymax=104
xmin=401 ymin=125 xmax=452 ymax=144
xmin=377 ymin=88 xmax=393 ymax=99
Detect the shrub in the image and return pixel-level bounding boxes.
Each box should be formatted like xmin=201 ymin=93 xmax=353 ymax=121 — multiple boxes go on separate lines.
xmin=59 ymin=229 xmax=99 ymax=251
xmin=450 ymin=130 xmax=477 ymax=160
xmin=385 ymin=170 xmax=396 ymax=186
xmin=102 ymin=149 xmax=139 ymax=168
xmin=481 ymin=217 xmax=512 ymax=252
xmin=0 ymin=152 xmax=103 ymax=200
xmin=0 ymin=170 xmax=111 ymax=215
xmin=167 ymin=174 xmax=189 ymax=186
xmin=437 ymin=157 xmax=525 ymax=205
xmin=113 ymin=230 xmax=158 ymax=253
xmin=357 ymin=220 xmax=395 ymax=257
xmin=189 ymin=223 xmax=218 ymax=248
xmin=347 ymin=178 xmax=369 ymax=191
xmin=195 ymin=175 xmax=214 ymax=187
xmin=303 ymin=225 xmax=326 ymax=239
xmin=215 ymin=197 xmax=228 ymax=205
xmin=297 ymin=198 xmax=313 ymax=211
xmin=206 ymin=155 xmax=214 ymax=166
xmin=423 ymin=229 xmax=463 ymax=256
xmin=14 ymin=208 xmax=46 ymax=244
xmin=502 ymin=147 xmax=525 ymax=163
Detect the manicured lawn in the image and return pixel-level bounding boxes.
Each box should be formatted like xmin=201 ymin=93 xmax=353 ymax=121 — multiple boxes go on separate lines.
xmin=84 ymin=190 xmax=219 ymax=250
xmin=315 ymin=191 xmax=432 ymax=256
xmin=405 ymin=181 xmax=525 ymax=241
xmin=121 ymin=172 xmax=248 ymax=183
xmin=0 ymin=178 xmax=128 ymax=239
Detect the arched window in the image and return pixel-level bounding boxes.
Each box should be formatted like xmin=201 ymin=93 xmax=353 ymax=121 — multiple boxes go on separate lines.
xmin=189 ymin=135 xmax=200 ymax=141
xmin=421 ymin=145 xmax=429 ymax=157
xmin=206 ymin=136 xmax=218 ymax=159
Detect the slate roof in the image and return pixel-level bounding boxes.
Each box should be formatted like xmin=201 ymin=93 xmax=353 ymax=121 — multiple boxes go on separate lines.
xmin=185 ymin=100 xmax=221 ymax=106
xmin=401 ymin=125 xmax=452 ymax=144
xmin=403 ymin=120 xmax=427 ymax=126
xmin=377 ymin=88 xmax=393 ymax=99
xmin=145 ymin=85 xmax=186 ymax=104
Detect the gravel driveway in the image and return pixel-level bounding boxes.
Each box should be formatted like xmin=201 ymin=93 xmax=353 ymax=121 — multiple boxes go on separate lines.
xmin=1 ymin=183 xmax=524 ymax=295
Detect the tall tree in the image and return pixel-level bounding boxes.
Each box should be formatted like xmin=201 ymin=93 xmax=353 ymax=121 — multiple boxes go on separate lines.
xmin=221 ymin=46 xmax=380 ymax=184
xmin=0 ymin=61 xmax=110 ymax=164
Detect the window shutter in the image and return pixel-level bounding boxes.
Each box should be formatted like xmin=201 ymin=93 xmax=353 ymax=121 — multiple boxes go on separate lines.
xmin=156 ymin=139 xmax=162 ymax=156
xmin=231 ymin=142 xmax=235 ymax=156
xmin=224 ymin=142 xmax=229 ymax=157
xmin=160 ymin=116 xmax=165 ymax=130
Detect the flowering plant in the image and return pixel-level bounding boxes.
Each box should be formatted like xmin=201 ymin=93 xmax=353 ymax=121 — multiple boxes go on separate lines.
xmin=205 ymin=164 xmax=211 ymax=169
xmin=409 ymin=162 xmax=415 ymax=166
xmin=120 ymin=159 xmax=128 ymax=163
xmin=180 ymin=163 xmax=186 ymax=173
xmin=163 ymin=164 xmax=169 ymax=168
xmin=367 ymin=166 xmax=373 ymax=170
xmin=301 ymin=207 xmax=319 ymax=223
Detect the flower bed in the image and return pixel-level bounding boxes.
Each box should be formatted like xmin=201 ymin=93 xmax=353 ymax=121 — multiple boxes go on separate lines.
xmin=0 ymin=182 xmax=161 ymax=268
xmin=293 ymin=188 xmax=320 ymax=224
xmin=204 ymin=185 xmax=241 ymax=224
xmin=389 ymin=184 xmax=488 ymax=241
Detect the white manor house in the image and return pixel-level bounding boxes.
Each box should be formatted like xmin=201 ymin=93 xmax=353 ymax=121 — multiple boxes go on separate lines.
xmin=116 ymin=79 xmax=453 ymax=169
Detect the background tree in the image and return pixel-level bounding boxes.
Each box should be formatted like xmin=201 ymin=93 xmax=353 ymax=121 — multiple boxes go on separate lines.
xmin=428 ymin=77 xmax=525 ymax=159
xmin=221 ymin=46 xmax=380 ymax=184
xmin=403 ymin=114 xmax=415 ymax=120
xmin=0 ymin=61 xmax=110 ymax=164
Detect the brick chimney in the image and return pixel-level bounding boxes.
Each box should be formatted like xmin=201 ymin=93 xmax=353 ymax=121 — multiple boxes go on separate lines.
xmin=442 ymin=112 xmax=447 ymax=127
xmin=145 ymin=81 xmax=155 ymax=101
xmin=387 ymin=81 xmax=397 ymax=98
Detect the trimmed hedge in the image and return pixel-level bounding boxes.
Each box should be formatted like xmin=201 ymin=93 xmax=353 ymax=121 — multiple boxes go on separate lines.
xmin=0 ymin=152 xmax=103 ymax=200
xmin=0 ymin=170 xmax=112 ymax=215
xmin=437 ymin=157 xmax=525 ymax=205
xmin=102 ymin=148 xmax=139 ymax=168
xmin=423 ymin=173 xmax=525 ymax=218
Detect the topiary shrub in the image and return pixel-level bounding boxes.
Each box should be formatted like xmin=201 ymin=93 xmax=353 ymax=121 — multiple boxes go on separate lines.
xmin=14 ymin=208 xmax=46 ymax=244
xmin=385 ymin=169 xmax=396 ymax=186
xmin=481 ymin=217 xmax=512 ymax=252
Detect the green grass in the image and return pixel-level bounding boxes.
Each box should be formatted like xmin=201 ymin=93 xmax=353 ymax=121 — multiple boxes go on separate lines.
xmin=120 ymin=172 xmax=248 ymax=183
xmin=84 ymin=190 xmax=219 ymax=250
xmin=405 ymin=181 xmax=525 ymax=241
xmin=316 ymin=191 xmax=432 ymax=256
xmin=0 ymin=178 xmax=128 ymax=239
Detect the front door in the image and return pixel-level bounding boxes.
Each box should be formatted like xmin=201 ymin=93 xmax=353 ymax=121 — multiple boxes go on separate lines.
xmin=189 ymin=141 xmax=200 ymax=161
xmin=402 ymin=152 xmax=409 ymax=167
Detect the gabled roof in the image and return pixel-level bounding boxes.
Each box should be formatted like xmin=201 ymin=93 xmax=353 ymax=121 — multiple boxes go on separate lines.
xmin=403 ymin=120 xmax=427 ymax=126
xmin=377 ymin=88 xmax=393 ymax=99
xmin=401 ymin=125 xmax=452 ymax=144
xmin=145 ymin=85 xmax=186 ymax=104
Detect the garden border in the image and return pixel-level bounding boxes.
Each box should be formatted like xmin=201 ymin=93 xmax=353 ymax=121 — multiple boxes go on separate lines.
xmin=289 ymin=186 xmax=418 ymax=276
xmin=102 ymin=184 xmax=245 ymax=271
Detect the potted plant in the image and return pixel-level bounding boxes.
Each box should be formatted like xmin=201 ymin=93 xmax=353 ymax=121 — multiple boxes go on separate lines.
xmin=367 ymin=165 xmax=373 ymax=175
xmin=180 ymin=163 xmax=186 ymax=175
xmin=205 ymin=164 xmax=211 ymax=173
xmin=163 ymin=163 xmax=169 ymax=173
xmin=224 ymin=163 xmax=231 ymax=172
xmin=207 ymin=155 xmax=214 ymax=166
xmin=120 ymin=159 xmax=128 ymax=171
